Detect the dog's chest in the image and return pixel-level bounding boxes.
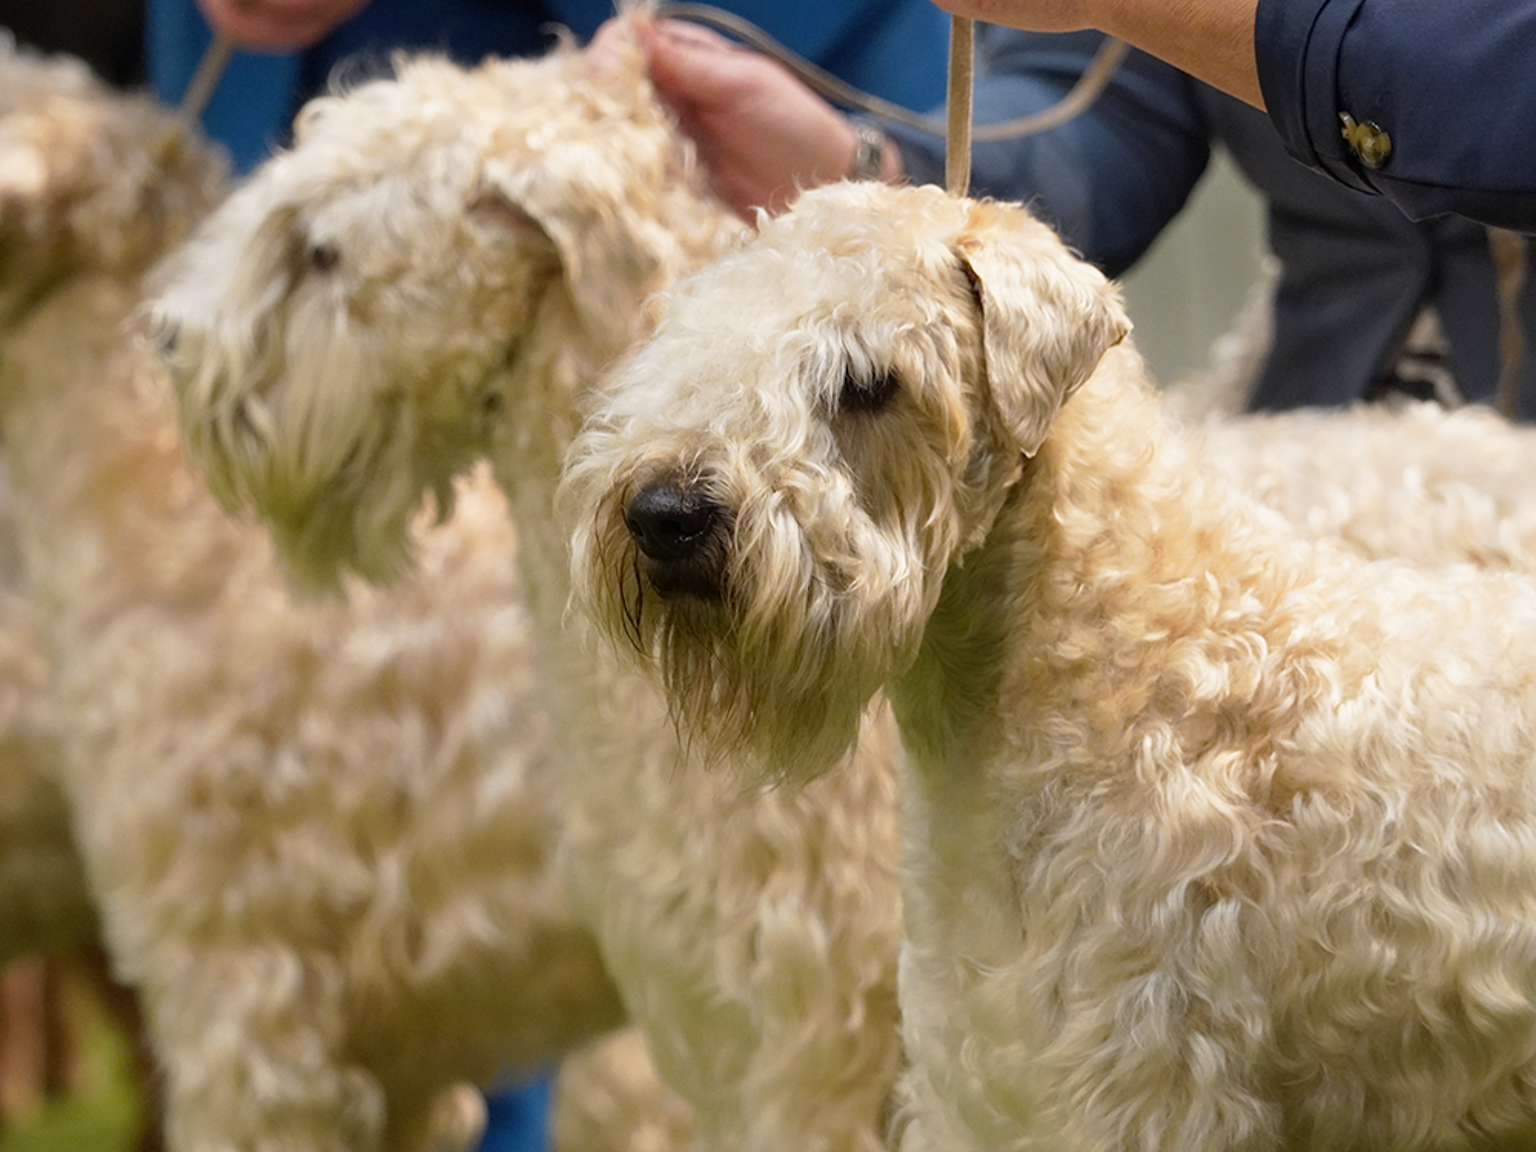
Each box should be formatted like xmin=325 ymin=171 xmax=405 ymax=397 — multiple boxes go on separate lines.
xmin=900 ymin=745 xmax=1023 ymax=961
xmin=897 ymin=747 xmax=1084 ymax=1148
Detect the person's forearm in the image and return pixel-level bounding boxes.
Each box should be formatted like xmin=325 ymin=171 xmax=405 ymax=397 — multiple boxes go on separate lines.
xmin=1091 ymin=0 xmax=1261 ymax=106
xmin=931 ymin=0 xmax=1263 ymax=107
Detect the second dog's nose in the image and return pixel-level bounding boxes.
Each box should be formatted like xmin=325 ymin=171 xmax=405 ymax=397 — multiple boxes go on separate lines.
xmin=624 ymin=482 xmax=721 ymax=561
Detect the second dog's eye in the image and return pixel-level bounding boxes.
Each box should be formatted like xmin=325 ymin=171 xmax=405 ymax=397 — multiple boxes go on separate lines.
xmin=839 ymin=367 xmax=900 ymax=414
xmin=307 ymin=242 xmax=340 ymax=272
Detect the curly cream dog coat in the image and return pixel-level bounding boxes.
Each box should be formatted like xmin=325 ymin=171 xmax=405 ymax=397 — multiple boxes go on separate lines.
xmin=566 ymin=181 xmax=1536 ymax=1152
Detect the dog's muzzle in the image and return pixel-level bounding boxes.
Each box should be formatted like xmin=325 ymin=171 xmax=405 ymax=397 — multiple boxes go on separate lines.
xmin=623 ymin=480 xmax=730 ymax=600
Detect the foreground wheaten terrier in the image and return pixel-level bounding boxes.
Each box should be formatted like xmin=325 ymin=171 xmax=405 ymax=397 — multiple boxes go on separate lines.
xmin=155 ymin=27 xmax=907 ymax=1152
xmin=565 ymin=181 xmax=1536 ymax=1152
xmin=1 ymin=36 xmax=690 ymax=1152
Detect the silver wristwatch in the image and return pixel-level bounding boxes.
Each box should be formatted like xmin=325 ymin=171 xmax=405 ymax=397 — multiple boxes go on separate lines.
xmin=849 ymin=121 xmax=888 ymax=181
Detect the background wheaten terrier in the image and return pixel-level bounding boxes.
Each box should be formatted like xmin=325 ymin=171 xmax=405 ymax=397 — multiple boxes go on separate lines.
xmin=154 ymin=27 xmax=908 ymax=1152
xmin=565 ymin=180 xmax=1536 ymax=1152
xmin=0 ymin=35 xmax=692 ymax=1152
xmin=0 ymin=559 xmax=81 ymax=962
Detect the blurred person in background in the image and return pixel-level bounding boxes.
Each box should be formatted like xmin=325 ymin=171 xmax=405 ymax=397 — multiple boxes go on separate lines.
xmin=621 ymin=4 xmax=1536 ymax=417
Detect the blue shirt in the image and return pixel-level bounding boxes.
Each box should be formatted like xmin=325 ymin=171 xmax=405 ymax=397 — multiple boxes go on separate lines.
xmin=148 ymin=0 xmax=949 ymax=171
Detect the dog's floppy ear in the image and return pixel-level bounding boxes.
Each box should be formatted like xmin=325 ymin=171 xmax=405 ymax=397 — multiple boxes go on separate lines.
xmin=474 ymin=81 xmax=686 ymax=357
xmin=953 ymin=201 xmax=1130 ymax=455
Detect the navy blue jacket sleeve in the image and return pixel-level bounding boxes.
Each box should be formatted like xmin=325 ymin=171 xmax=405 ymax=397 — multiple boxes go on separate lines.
xmin=883 ymin=29 xmax=1212 ymax=277
xmin=1256 ymin=0 xmax=1536 ymax=230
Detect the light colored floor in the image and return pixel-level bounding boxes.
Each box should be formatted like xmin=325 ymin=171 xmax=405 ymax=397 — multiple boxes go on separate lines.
xmin=1119 ymin=151 xmax=1268 ymax=388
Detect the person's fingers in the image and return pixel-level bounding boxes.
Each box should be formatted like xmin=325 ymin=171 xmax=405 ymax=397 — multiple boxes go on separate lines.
xmin=646 ymin=20 xmax=752 ymax=106
xmin=194 ymin=0 xmax=368 ymax=48
xmin=654 ymin=18 xmax=738 ymax=52
xmin=587 ymin=14 xmax=642 ymax=75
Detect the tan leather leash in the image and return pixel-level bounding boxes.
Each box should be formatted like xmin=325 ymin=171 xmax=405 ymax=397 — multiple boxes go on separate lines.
xmin=652 ymin=3 xmax=1126 ymax=147
xmin=1489 ymin=227 xmax=1530 ymax=419
xmin=158 ymin=0 xmax=261 ymax=164
xmin=156 ymin=33 xmax=237 ymax=165
xmin=178 ymin=34 xmax=239 ymax=132
xmin=946 ymin=15 xmax=974 ymax=195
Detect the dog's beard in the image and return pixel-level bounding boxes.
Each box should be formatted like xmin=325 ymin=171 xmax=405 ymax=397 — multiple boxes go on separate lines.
xmin=650 ymin=519 xmax=922 ymax=786
xmin=652 ymin=602 xmax=871 ymax=786
xmin=571 ymin=451 xmax=939 ymax=783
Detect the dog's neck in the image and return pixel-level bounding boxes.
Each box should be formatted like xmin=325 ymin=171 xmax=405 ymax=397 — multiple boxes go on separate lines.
xmin=888 ymin=473 xmax=1027 ymax=770
xmin=899 ymin=357 xmax=1365 ymax=807
xmin=892 ymin=359 xmax=1298 ymax=772
xmin=496 ymin=195 xmax=733 ymax=630
xmin=490 ymin=290 xmax=595 ymax=628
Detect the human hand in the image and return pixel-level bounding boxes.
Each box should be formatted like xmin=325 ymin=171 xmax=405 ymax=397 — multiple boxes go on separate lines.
xmin=193 ymin=0 xmax=373 ymax=49
xmin=598 ymin=15 xmax=901 ymax=219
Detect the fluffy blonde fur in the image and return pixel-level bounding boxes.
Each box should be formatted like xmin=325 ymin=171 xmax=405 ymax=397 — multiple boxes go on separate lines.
xmin=0 ymin=37 xmax=688 ymax=1152
xmin=0 ymin=28 xmax=161 ymax=976
xmin=567 ymin=181 xmax=1536 ymax=1152
xmin=153 ymin=25 xmax=909 ymax=1152
xmin=1200 ymin=398 xmax=1536 ymax=570
xmin=0 ymin=574 xmax=82 ymax=960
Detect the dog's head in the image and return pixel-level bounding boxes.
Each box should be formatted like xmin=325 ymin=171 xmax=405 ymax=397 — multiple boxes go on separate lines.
xmin=563 ymin=181 xmax=1129 ymax=781
xmin=0 ymin=35 xmax=227 ymax=323
xmin=151 ymin=25 xmax=737 ymax=590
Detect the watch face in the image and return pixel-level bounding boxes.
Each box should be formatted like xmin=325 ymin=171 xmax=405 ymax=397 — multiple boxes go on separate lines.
xmin=851 ymin=123 xmax=887 ymax=181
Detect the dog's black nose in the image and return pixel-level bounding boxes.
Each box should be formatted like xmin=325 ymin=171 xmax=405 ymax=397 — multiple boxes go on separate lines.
xmin=624 ymin=482 xmax=720 ymax=561
xmin=623 ymin=481 xmax=728 ymax=599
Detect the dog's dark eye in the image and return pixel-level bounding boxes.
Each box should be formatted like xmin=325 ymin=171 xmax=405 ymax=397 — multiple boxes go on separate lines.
xmin=307 ymin=242 xmax=340 ymax=272
xmin=839 ymin=367 xmax=900 ymax=414
xmin=154 ymin=322 xmax=180 ymax=359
